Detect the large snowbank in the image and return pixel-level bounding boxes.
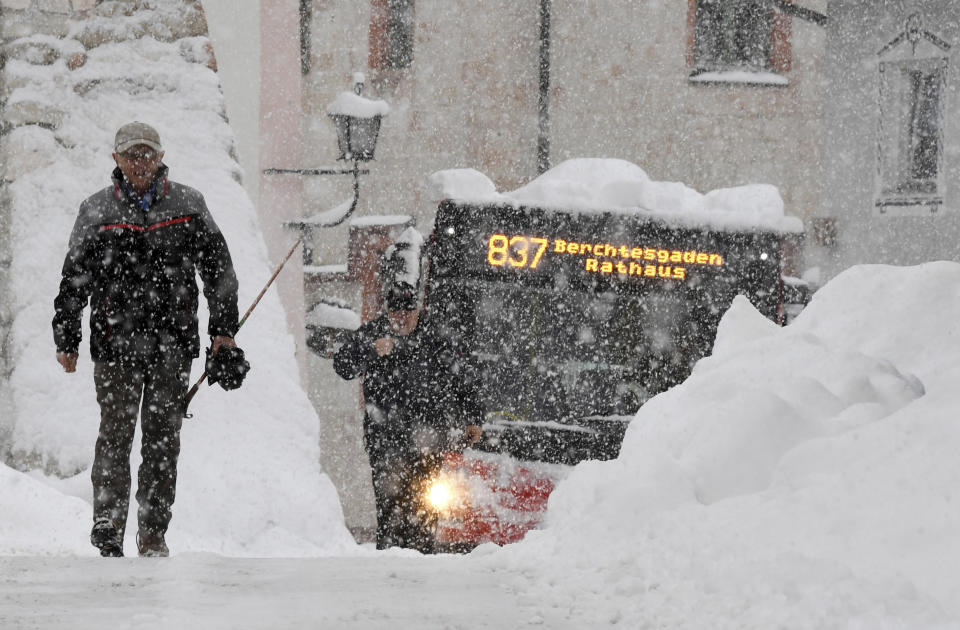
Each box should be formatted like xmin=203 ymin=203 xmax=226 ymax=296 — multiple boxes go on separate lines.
xmin=484 ymin=261 xmax=960 ymax=627
xmin=1 ymin=30 xmax=352 ymax=555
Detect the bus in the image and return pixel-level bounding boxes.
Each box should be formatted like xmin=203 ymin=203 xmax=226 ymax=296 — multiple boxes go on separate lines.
xmin=415 ymin=196 xmax=803 ymax=550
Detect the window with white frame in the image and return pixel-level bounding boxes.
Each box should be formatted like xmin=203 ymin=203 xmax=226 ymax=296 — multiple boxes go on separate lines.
xmin=693 ymin=0 xmax=775 ymax=74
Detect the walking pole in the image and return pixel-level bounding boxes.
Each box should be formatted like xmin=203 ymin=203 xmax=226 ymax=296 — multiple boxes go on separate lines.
xmin=183 ymin=236 xmax=303 ymax=416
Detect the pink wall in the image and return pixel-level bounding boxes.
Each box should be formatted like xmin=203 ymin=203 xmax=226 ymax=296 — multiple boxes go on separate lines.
xmin=259 ymin=0 xmax=307 ymax=380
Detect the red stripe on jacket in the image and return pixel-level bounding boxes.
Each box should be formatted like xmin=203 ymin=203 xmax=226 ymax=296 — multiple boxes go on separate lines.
xmin=147 ymin=216 xmax=191 ymax=231
xmin=100 ymin=223 xmax=145 ymax=232
xmin=99 ymin=216 xmax=192 ymax=232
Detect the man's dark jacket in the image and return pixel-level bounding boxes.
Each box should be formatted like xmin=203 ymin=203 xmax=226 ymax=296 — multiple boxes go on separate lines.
xmin=333 ymin=315 xmax=484 ymax=455
xmin=53 ymin=167 xmax=239 ymax=361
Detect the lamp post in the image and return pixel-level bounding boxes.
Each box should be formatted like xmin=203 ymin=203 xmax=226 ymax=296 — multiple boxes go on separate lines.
xmin=268 ymin=73 xmax=389 ymax=263
xmin=329 ymin=74 xmax=385 ymax=162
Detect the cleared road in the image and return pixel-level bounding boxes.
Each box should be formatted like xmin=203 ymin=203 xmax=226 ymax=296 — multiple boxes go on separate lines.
xmin=0 ymin=555 xmax=597 ymax=630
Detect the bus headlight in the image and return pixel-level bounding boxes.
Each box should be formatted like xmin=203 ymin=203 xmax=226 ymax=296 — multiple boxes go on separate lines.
xmin=425 ymin=474 xmax=465 ymax=515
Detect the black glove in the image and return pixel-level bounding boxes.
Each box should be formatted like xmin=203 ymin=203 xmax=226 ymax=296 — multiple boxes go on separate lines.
xmin=205 ymin=346 xmax=251 ymax=391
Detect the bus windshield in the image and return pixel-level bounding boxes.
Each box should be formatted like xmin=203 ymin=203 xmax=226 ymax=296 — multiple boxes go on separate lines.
xmin=424 ymin=201 xmax=785 ymax=461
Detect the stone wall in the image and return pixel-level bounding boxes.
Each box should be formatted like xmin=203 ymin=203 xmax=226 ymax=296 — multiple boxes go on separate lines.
xmin=0 ymin=0 xmax=93 ymax=459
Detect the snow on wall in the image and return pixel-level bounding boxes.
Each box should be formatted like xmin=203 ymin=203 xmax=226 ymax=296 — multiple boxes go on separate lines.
xmin=0 ymin=2 xmax=353 ymax=556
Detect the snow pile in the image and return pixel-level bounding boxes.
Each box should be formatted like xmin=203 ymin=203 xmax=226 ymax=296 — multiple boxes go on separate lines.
xmin=306 ymin=302 xmax=361 ymax=331
xmin=383 ymin=226 xmax=425 ymax=289
xmin=302 ymin=197 xmax=355 ymax=226
xmin=490 ymin=262 xmax=960 ymax=627
xmin=0 ymin=465 xmax=89 ymax=556
xmin=430 ymin=158 xmax=802 ymax=233
xmin=426 ymin=168 xmax=500 ymax=203
xmin=1 ymin=23 xmax=352 ymax=555
xmin=690 ymin=70 xmax=790 ymax=86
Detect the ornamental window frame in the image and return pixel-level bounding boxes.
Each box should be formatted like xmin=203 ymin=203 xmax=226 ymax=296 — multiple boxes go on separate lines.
xmin=875 ymin=14 xmax=951 ymax=215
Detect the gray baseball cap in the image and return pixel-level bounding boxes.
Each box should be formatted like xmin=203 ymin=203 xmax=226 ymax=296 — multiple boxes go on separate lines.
xmin=114 ymin=121 xmax=162 ymax=153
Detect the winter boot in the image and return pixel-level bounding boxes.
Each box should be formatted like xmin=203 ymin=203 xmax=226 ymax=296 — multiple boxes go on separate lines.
xmin=137 ymin=530 xmax=169 ymax=557
xmin=90 ymin=518 xmax=123 ymax=557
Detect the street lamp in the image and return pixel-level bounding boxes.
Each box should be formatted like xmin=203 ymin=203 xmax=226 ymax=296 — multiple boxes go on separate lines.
xmin=268 ymin=73 xmax=389 ymax=263
xmin=328 ymin=74 xmax=385 ymax=162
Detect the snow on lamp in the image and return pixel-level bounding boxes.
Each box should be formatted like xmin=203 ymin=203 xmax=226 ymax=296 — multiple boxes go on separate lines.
xmin=326 ymin=73 xmax=389 ymax=162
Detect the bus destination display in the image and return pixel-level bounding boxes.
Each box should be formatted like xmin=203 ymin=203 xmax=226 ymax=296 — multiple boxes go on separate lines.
xmin=486 ymin=233 xmax=725 ymax=281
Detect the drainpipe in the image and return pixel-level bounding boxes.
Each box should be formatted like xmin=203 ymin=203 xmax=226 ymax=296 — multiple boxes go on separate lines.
xmin=299 ymin=0 xmax=312 ymax=75
xmin=537 ymin=0 xmax=551 ymax=174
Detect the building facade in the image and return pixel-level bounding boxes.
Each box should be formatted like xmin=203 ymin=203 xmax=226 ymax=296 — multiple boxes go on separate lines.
xmin=813 ymin=0 xmax=960 ymax=278
xmin=258 ymin=0 xmax=828 ymax=536
xmin=295 ymin=1 xmax=827 ymax=262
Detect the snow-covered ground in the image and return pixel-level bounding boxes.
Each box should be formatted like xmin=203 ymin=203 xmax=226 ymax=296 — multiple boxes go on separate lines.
xmin=0 ymin=554 xmax=582 ymax=629
xmin=4 ymin=7 xmax=960 ymax=629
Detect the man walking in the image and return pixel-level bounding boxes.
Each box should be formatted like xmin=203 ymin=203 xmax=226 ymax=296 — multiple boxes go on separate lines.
xmin=53 ymin=122 xmax=240 ymax=557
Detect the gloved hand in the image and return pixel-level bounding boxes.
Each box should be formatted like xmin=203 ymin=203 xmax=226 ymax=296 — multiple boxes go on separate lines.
xmin=205 ymin=345 xmax=250 ymax=391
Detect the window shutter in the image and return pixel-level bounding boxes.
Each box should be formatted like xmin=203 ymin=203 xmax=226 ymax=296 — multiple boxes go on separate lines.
xmin=369 ymin=0 xmax=391 ymax=70
xmin=368 ymin=0 xmax=415 ymax=71
xmin=770 ymin=4 xmax=792 ymax=72
xmin=685 ymin=0 xmax=698 ymax=69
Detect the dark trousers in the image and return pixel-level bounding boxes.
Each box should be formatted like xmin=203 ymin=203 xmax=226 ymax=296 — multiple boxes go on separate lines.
xmin=365 ymin=424 xmax=443 ymax=552
xmin=92 ymin=351 xmax=190 ymax=540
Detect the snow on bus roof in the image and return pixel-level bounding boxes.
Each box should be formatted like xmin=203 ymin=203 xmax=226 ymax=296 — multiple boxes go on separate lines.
xmin=427 ymin=158 xmax=803 ymax=234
